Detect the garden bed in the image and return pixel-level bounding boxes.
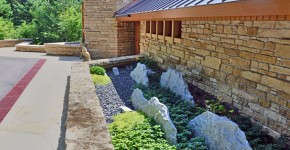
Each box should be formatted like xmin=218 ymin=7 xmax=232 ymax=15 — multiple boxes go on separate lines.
xmin=94 ymin=66 xmax=135 ymax=123
xmin=90 ymin=57 xmax=289 ymax=150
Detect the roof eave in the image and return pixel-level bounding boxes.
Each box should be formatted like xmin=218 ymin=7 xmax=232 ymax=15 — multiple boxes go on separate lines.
xmin=115 ymin=0 xmax=290 ymax=21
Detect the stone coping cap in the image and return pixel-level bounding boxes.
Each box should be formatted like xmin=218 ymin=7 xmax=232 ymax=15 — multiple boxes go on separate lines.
xmin=44 ymin=42 xmax=81 ymax=47
xmin=15 ymin=41 xmax=33 ymax=46
xmin=66 ymin=63 xmax=114 ymax=150
xmin=16 ymin=44 xmax=45 ymax=48
xmin=0 ymin=38 xmax=33 ymax=42
xmin=88 ymin=54 xmax=145 ymax=68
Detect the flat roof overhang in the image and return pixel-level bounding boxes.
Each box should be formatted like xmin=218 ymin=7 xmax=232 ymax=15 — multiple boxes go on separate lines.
xmin=115 ymin=0 xmax=290 ymax=21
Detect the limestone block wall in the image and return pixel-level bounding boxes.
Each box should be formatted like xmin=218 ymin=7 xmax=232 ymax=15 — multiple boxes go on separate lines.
xmin=45 ymin=42 xmax=81 ymax=56
xmin=0 ymin=38 xmax=32 ymax=48
xmin=83 ymin=0 xmax=135 ymax=59
xmin=16 ymin=41 xmax=46 ymax=53
xmin=140 ymin=19 xmax=290 ymax=136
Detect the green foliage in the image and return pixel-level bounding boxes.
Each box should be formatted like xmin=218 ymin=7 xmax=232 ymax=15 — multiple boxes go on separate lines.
xmin=90 ymin=66 xmax=106 ymax=76
xmin=138 ymin=58 xmax=289 ymax=150
xmin=109 ymin=112 xmax=176 ymax=150
xmin=0 ymin=0 xmax=82 ymax=43
xmin=0 ymin=17 xmax=18 ymax=40
xmin=16 ymin=21 xmax=37 ymax=38
xmin=10 ymin=0 xmax=33 ymax=26
xmin=110 ymin=111 xmax=146 ymax=128
xmin=232 ymin=116 xmax=289 ymax=150
xmin=136 ymin=83 xmax=207 ymax=150
xmin=28 ymin=0 xmax=61 ymax=44
xmin=205 ymin=99 xmax=234 ymax=117
xmin=0 ymin=0 xmax=12 ymax=19
xmin=58 ymin=7 xmax=82 ymax=42
xmin=91 ymin=74 xmax=112 ymax=85
xmin=139 ymin=57 xmax=159 ymax=71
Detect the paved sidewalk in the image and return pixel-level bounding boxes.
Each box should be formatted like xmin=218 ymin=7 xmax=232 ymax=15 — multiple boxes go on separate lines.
xmin=0 ymin=47 xmax=81 ymax=150
xmin=0 ymin=56 xmax=39 ymax=100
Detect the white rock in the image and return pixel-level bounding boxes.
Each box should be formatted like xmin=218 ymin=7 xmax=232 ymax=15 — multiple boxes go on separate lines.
xmin=112 ymin=67 xmax=119 ymax=76
xmin=147 ymin=68 xmax=156 ymax=75
xmin=189 ymin=111 xmax=252 ymax=150
xmin=120 ymin=106 xmax=132 ymax=112
xmin=130 ymin=63 xmax=149 ymax=87
xmin=131 ymin=89 xmax=177 ymax=144
xmin=160 ymin=68 xmax=194 ymax=102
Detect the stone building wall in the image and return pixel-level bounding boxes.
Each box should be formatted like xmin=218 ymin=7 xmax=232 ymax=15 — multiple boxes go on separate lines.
xmin=117 ymin=21 xmax=135 ymax=56
xmin=140 ymin=19 xmax=290 ymax=136
xmin=83 ymin=0 xmax=135 ymax=59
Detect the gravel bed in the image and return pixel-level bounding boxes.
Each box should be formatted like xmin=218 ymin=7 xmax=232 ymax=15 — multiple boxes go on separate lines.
xmin=95 ymin=66 xmax=135 ymax=123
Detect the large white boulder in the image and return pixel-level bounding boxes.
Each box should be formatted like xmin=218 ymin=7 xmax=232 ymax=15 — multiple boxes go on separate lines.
xmin=130 ymin=63 xmax=149 ymax=87
xmin=189 ymin=111 xmax=252 ymax=150
xmin=160 ymin=68 xmax=193 ymax=102
xmin=131 ymin=89 xmax=177 ymax=145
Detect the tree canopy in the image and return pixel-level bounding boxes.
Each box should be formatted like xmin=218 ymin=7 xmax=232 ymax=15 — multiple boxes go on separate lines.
xmin=0 ymin=0 xmax=82 ymax=44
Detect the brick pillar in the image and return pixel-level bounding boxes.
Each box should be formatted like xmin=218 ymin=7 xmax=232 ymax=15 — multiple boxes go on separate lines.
xmin=83 ymin=0 xmax=134 ymax=59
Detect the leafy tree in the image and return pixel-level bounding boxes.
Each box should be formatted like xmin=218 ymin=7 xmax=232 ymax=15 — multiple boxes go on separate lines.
xmin=16 ymin=21 xmax=37 ymax=38
xmin=0 ymin=0 xmax=82 ymax=43
xmin=11 ymin=1 xmax=33 ymax=26
xmin=0 ymin=0 xmax=13 ymax=19
xmin=0 ymin=17 xmax=18 ymax=40
xmin=59 ymin=6 xmax=82 ymax=42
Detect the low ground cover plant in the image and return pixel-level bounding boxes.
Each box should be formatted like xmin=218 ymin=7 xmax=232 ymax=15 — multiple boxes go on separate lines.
xmin=136 ymin=83 xmax=207 ymax=150
xmin=91 ymin=74 xmax=112 ymax=85
xmin=109 ymin=111 xmax=176 ymax=150
xmin=232 ymin=116 xmax=289 ymax=150
xmin=90 ymin=66 xmax=111 ymax=85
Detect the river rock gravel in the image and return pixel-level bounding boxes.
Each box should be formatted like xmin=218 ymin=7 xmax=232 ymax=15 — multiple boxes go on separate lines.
xmin=95 ymin=66 xmax=135 ymax=123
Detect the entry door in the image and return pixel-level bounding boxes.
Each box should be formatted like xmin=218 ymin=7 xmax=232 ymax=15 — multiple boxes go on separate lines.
xmin=135 ymin=22 xmax=140 ymax=55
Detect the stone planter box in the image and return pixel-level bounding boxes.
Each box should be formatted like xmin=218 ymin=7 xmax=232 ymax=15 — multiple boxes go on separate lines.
xmin=16 ymin=41 xmax=45 ymax=53
xmin=66 ymin=55 xmax=144 ymax=149
xmin=0 ymin=38 xmax=32 ymax=48
xmin=45 ymin=42 xmax=81 ymax=56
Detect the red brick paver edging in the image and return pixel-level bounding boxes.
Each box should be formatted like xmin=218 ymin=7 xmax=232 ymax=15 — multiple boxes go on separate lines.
xmin=0 ymin=59 xmax=46 ymax=123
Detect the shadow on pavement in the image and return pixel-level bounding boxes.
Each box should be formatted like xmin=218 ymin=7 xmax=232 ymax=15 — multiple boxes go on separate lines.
xmin=57 ymin=76 xmax=70 ymax=150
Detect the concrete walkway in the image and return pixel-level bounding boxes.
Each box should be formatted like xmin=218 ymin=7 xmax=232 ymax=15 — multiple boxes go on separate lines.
xmin=0 ymin=56 xmax=38 ymax=100
xmin=0 ymin=47 xmax=81 ymax=150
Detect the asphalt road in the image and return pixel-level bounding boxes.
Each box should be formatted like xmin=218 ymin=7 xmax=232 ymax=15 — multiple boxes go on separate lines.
xmin=0 ymin=56 xmax=38 ymax=100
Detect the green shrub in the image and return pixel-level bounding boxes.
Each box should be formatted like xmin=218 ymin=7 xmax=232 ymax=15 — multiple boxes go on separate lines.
xmin=109 ymin=112 xmax=176 ymax=150
xmin=16 ymin=22 xmax=37 ymax=39
xmin=58 ymin=7 xmax=82 ymax=42
xmin=0 ymin=17 xmax=19 ymax=40
xmin=90 ymin=66 xmax=106 ymax=75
